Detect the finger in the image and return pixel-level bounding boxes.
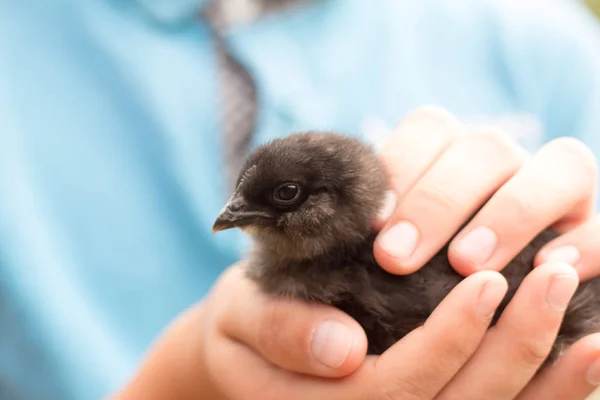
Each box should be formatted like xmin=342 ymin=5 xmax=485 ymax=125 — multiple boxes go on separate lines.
xmin=208 ymin=335 xmax=376 ymax=400
xmin=436 ymin=262 xmax=579 ymax=400
xmin=214 ymin=266 xmax=368 ymax=378
xmin=366 ymin=270 xmax=508 ymax=400
xmin=372 ymin=106 xmax=462 ymax=231
xmin=375 ymin=127 xmax=526 ymax=274
xmin=535 ymin=214 xmax=600 ymax=281
xmin=449 ymin=137 xmax=597 ymax=275
xmin=380 ymin=106 xmax=463 ymax=198
xmin=516 ymin=333 xmax=600 ymax=400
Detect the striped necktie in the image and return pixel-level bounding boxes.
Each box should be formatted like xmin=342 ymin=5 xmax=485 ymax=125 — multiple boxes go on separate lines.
xmin=200 ymin=0 xmax=309 ymax=187
xmin=200 ymin=2 xmax=258 ymax=188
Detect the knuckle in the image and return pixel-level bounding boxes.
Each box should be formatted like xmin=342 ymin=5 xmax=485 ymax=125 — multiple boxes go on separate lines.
xmin=441 ymin=339 xmax=475 ymax=367
xmin=547 ymin=137 xmax=598 ymax=183
xmin=214 ymin=263 xmax=247 ymax=293
xmin=471 ymin=126 xmax=528 ymax=162
xmin=377 ymin=378 xmax=427 ymax=400
xmin=424 ymin=323 xmax=477 ymax=370
xmin=373 ymin=356 xmax=435 ymax=400
xmin=495 ymin=192 xmax=539 ymax=229
xmin=514 ymin=338 xmax=551 ymax=367
xmin=210 ymin=266 xmax=252 ymax=323
xmin=474 ymin=126 xmax=512 ymax=147
xmin=549 ymin=136 xmax=595 ymax=159
xmin=401 ymin=106 xmax=462 ymax=131
xmin=410 ymin=183 xmax=460 ymax=215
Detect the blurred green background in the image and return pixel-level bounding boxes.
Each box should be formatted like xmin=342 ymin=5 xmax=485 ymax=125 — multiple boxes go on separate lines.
xmin=587 ymin=0 xmax=600 ymax=17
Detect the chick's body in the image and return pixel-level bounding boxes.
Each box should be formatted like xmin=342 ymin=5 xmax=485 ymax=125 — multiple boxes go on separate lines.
xmin=213 ymin=131 xmax=600 ymax=363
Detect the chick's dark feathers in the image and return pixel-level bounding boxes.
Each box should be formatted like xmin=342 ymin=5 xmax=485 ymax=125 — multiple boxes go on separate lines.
xmin=216 ymin=131 xmax=600 ymax=365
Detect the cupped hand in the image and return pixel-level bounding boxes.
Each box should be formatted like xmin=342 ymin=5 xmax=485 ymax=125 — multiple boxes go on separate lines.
xmin=115 ymin=261 xmax=600 ymax=400
xmin=116 ymin=106 xmax=600 ymax=399
xmin=373 ymin=106 xmax=598 ymax=282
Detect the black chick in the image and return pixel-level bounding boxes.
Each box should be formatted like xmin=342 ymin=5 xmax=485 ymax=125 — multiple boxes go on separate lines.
xmin=212 ymin=131 xmax=600 ymax=365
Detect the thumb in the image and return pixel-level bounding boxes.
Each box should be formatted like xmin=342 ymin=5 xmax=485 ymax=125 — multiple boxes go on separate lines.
xmin=215 ymin=266 xmax=368 ymax=378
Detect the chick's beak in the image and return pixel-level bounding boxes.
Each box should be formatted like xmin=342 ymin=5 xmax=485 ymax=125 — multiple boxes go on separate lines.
xmin=212 ymin=195 xmax=272 ymax=233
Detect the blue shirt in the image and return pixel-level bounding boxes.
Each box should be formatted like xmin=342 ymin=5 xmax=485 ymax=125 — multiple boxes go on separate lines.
xmin=1 ymin=0 xmax=599 ymax=398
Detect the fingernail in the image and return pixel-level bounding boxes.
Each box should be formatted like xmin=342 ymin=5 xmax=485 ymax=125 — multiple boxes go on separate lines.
xmin=454 ymin=227 xmax=497 ymax=267
xmin=477 ymin=278 xmax=509 ymax=319
xmin=377 ymin=190 xmax=397 ymax=223
xmin=311 ymin=320 xmax=355 ymax=368
xmin=586 ymin=358 xmax=600 ymax=385
xmin=545 ymin=245 xmax=580 ymax=266
xmin=379 ymin=221 xmax=419 ymax=261
xmin=546 ymin=272 xmax=579 ymax=311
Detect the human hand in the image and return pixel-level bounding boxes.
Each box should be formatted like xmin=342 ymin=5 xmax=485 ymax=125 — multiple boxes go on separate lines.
xmin=115 ymin=107 xmax=600 ymax=399
xmin=372 ymin=106 xmax=598 ymax=282
xmin=115 ymin=261 xmax=600 ymax=400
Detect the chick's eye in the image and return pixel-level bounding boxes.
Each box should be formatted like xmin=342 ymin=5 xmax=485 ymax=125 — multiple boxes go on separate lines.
xmin=273 ymin=183 xmax=300 ymax=206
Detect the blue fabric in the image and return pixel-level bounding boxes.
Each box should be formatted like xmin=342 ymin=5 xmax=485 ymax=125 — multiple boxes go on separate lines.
xmin=0 ymin=0 xmax=599 ymax=398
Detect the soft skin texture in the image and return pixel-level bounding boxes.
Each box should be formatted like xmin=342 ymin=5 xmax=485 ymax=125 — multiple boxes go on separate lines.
xmin=114 ymin=109 xmax=600 ymax=399
xmin=373 ymin=107 xmax=598 ymax=279
xmin=114 ymin=262 xmax=600 ymax=400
